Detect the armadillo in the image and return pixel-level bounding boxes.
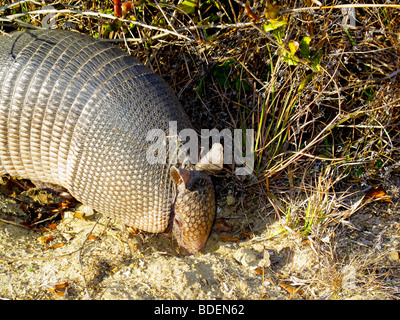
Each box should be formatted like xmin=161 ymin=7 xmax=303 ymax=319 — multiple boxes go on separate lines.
xmin=0 ymin=30 xmax=222 ymax=254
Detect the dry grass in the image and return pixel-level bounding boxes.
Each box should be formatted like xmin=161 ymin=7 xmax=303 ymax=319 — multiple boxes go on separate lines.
xmin=0 ymin=0 xmax=399 ymax=299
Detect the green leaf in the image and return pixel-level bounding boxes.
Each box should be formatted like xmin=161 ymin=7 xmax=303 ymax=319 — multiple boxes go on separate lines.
xmin=262 ymin=15 xmax=287 ymax=32
xmin=206 ymin=13 xmax=220 ymax=23
xmin=179 ymin=0 xmax=197 ymax=14
xmin=281 ymin=48 xmax=299 ymax=66
xmin=298 ymin=73 xmax=315 ymax=92
xmin=213 ymin=58 xmax=235 ymax=87
xmin=300 ymin=36 xmax=311 ymax=60
xmin=196 ymin=76 xmax=206 ymax=96
xmin=288 ymin=41 xmax=298 ymax=56
xmin=235 ymin=77 xmax=250 ymax=93
xmin=310 ymin=50 xmax=322 ymax=72
xmin=102 ymin=21 xmax=122 ymax=36
xmin=204 ymin=0 xmax=220 ymax=10
xmin=145 ymin=40 xmax=152 ymax=50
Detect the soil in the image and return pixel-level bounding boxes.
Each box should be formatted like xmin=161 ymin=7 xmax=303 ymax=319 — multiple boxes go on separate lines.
xmin=0 ymin=175 xmax=399 ymax=300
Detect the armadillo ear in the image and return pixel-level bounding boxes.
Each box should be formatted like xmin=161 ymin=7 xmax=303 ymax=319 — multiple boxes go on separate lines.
xmin=170 ymin=166 xmax=191 ymax=186
xmin=195 ymin=142 xmax=223 ymax=172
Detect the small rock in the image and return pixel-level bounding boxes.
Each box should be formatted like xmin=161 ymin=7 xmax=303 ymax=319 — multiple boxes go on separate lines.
xmin=75 ymin=204 xmax=95 ymax=217
xmin=251 ymin=243 xmax=265 ymax=252
xmin=63 ymin=211 xmax=75 ymax=219
xmin=62 ymin=232 xmax=73 ymax=242
xmin=233 ymin=248 xmax=257 ymax=267
xmin=258 ymin=250 xmax=271 ymax=268
xmin=215 ymin=245 xmax=232 ymax=255
xmin=388 ymin=250 xmax=399 ymax=262
xmin=226 ymin=195 xmax=235 ymax=205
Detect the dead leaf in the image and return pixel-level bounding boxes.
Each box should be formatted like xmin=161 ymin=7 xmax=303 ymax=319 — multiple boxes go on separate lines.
xmin=38 ymin=235 xmax=54 ymax=243
xmin=254 ymin=268 xmax=263 ymax=275
xmin=128 ymin=226 xmax=144 ymax=235
xmin=303 ymin=238 xmax=318 ymax=255
xmin=219 ymin=234 xmax=240 ymax=242
xmin=279 ymin=282 xmax=303 ymax=298
xmin=59 ymin=201 xmax=71 ymax=209
xmin=48 ymin=282 xmax=69 ymax=296
xmin=241 ymin=232 xmax=253 ymax=239
xmin=51 ymin=242 xmax=64 ymax=249
xmin=73 ymin=211 xmax=86 ymax=220
xmin=365 ymin=186 xmax=391 ymax=203
xmin=122 ymin=1 xmax=134 ymax=17
xmin=214 ymin=219 xmax=232 ymax=233
xmin=245 ymin=1 xmax=259 ymax=21
xmin=265 ymin=1 xmax=282 ymax=19
xmin=114 ymin=0 xmax=122 ymax=18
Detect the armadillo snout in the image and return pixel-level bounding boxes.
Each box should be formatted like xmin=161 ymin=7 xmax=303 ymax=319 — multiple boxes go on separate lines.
xmin=171 ymin=167 xmax=215 ymax=254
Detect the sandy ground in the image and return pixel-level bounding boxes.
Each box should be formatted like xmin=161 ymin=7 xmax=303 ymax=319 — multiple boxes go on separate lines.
xmin=0 ymin=175 xmax=399 ymax=300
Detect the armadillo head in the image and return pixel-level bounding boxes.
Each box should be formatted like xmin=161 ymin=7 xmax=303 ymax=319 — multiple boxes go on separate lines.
xmin=170 ymin=167 xmax=215 ymax=254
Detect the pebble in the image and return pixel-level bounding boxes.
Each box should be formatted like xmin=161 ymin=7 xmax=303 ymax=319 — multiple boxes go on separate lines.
xmin=75 ymin=204 xmax=95 ymax=217
xmin=226 ymin=195 xmax=235 ymax=205
xmin=258 ymin=250 xmax=271 ymax=268
xmin=233 ymin=248 xmax=257 ymax=267
xmin=63 ymin=211 xmax=75 ymax=219
xmin=388 ymin=250 xmax=399 ymax=262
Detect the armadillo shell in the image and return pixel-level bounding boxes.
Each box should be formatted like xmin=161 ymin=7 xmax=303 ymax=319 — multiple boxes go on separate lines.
xmin=0 ymin=30 xmax=193 ymax=233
